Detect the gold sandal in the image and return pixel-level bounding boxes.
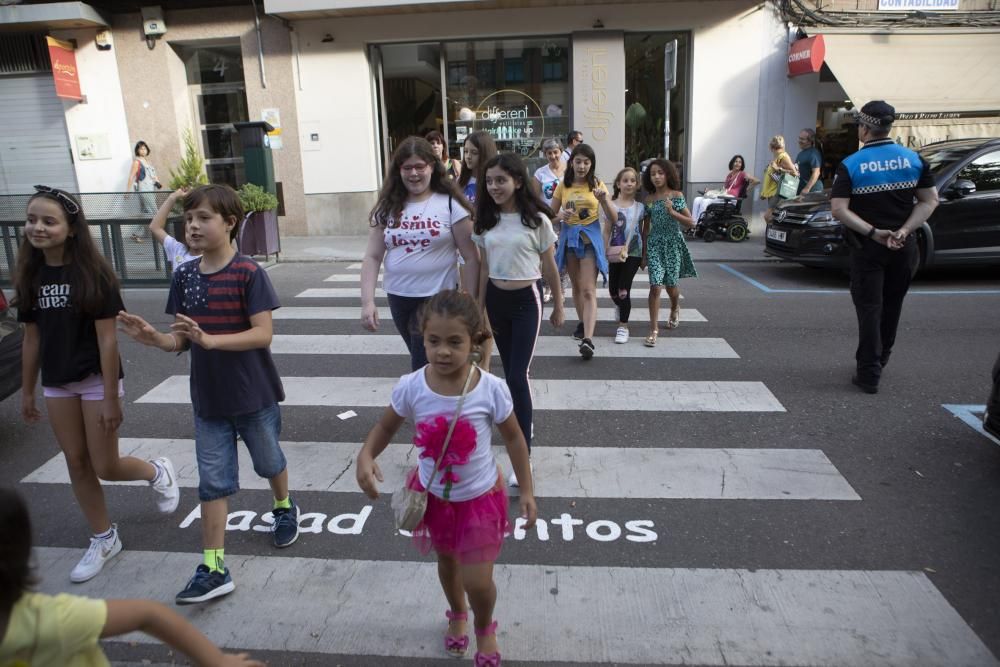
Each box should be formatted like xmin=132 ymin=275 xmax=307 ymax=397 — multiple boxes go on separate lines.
xmin=644 ymin=330 xmax=658 ymax=347
xmin=666 ymin=309 xmax=680 ymax=329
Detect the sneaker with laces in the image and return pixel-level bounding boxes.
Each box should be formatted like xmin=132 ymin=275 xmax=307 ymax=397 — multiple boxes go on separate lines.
xmin=272 ymin=500 xmax=300 ymax=548
xmin=175 ymin=564 xmax=235 ymax=605
xmin=70 ymin=528 xmax=122 ymax=583
xmin=614 ymin=327 xmax=629 ymax=344
xmin=579 ymin=337 xmax=595 ymax=360
xmin=150 ymin=457 xmax=180 ymax=514
xmin=572 ymin=322 xmax=584 ymax=340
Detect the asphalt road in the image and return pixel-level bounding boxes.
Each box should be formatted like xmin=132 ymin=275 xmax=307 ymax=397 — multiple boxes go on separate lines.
xmin=2 ymin=258 xmax=998 ymax=667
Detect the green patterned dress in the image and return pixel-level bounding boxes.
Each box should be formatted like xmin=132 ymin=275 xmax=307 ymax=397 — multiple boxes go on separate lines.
xmin=646 ymin=196 xmax=697 ymax=287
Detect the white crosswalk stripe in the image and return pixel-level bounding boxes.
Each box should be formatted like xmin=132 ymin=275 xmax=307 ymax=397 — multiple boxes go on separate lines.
xmin=300 ymin=286 xmax=676 ymax=299
xmin=274 ymin=306 xmax=708 ymax=322
xmin=269 ymin=334 xmax=738 ymax=358
xmin=325 ymin=272 xmax=656 ymax=284
xmin=136 ymin=376 xmax=786 ymax=412
xmin=34 ymin=548 xmax=996 ymax=666
xmin=23 ymin=439 xmax=860 ymax=500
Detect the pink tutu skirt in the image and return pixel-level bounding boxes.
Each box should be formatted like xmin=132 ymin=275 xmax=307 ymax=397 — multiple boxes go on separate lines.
xmin=405 ymin=467 xmax=510 ymax=564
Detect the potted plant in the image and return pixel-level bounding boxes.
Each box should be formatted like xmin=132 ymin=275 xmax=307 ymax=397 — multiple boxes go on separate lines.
xmin=236 ymin=183 xmax=280 ymax=259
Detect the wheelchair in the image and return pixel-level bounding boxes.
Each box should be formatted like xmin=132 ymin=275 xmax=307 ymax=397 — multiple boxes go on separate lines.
xmin=691 ymin=180 xmax=750 ymax=243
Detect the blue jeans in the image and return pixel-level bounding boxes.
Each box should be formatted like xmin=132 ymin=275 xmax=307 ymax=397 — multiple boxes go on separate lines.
xmin=386 ymin=293 xmax=430 ymax=371
xmin=194 ymin=403 xmax=286 ymax=501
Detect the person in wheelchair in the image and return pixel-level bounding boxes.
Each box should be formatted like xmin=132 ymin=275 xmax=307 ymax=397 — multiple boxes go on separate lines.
xmin=690 ymin=155 xmax=758 ymax=224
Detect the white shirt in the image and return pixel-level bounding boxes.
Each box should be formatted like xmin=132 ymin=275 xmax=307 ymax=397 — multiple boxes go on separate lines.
xmin=473 ymin=212 xmax=557 ymax=281
xmin=533 ymin=164 xmax=562 ymax=209
xmin=162 ymin=235 xmax=198 ymax=272
xmin=391 ymin=368 xmax=513 ymax=502
xmin=380 ymin=193 xmax=469 ymax=297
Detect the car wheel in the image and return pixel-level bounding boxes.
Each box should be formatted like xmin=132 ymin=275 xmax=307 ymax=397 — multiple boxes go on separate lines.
xmin=727 ymin=224 xmax=748 ymax=242
xmin=703 ymin=229 xmax=716 ymax=243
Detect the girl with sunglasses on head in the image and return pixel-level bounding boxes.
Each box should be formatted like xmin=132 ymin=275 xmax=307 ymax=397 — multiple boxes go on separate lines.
xmin=14 ymin=185 xmax=180 ymax=585
xmin=361 ymin=137 xmax=481 ymax=371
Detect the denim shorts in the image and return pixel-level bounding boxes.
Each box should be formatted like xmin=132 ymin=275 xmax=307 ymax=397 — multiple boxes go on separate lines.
xmin=43 ymin=374 xmax=124 ymax=401
xmin=193 ymin=403 xmax=286 ymax=501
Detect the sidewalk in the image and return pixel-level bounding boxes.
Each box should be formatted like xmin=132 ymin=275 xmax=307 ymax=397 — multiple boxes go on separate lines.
xmin=277 ymin=216 xmax=780 ymax=263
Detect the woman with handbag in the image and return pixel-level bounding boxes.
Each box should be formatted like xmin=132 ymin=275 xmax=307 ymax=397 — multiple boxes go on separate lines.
xmin=604 ymin=167 xmax=646 ymax=344
xmin=125 ymin=140 xmax=162 ymax=242
xmin=760 ymin=135 xmax=798 ymax=223
xmin=356 ymin=289 xmax=536 ymax=667
xmin=474 ymin=153 xmax=565 ymax=486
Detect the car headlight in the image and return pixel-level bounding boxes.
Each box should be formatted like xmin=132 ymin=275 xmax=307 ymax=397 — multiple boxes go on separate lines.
xmin=806 ymin=210 xmax=836 ymax=227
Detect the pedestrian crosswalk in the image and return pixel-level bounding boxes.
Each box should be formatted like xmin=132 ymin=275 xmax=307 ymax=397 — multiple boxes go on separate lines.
xmin=19 ymin=261 xmax=998 ymax=666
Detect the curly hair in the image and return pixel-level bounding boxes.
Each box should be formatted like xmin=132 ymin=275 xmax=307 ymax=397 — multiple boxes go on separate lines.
xmin=642 ymin=158 xmax=681 ymax=193
xmin=419 ymin=289 xmax=492 ymax=347
xmin=369 ymin=136 xmax=471 ymax=228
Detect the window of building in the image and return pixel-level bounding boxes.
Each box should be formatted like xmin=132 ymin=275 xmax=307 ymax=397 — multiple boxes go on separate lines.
xmin=625 ymin=33 xmax=689 ymax=173
xmin=174 ymin=42 xmax=248 ymax=188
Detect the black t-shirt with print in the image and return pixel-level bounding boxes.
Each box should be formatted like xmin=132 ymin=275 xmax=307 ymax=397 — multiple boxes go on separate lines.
xmin=17 ymin=265 xmax=125 ymax=387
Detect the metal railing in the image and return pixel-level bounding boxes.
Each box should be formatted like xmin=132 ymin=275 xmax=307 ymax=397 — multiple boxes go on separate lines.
xmin=0 ymin=191 xmax=185 ymax=287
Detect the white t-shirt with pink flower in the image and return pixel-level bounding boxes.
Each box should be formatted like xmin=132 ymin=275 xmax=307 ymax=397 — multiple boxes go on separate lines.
xmin=380 ymin=192 xmax=469 ymax=297
xmin=391 ymin=367 xmax=513 ymax=502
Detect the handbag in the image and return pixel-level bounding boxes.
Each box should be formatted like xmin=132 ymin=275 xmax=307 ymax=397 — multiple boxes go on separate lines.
xmin=778 ymin=172 xmax=799 ymax=199
xmin=391 ymin=361 xmax=479 ymax=531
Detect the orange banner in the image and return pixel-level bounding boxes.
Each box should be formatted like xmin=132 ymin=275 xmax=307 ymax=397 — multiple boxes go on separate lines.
xmin=46 ymin=36 xmax=82 ymax=101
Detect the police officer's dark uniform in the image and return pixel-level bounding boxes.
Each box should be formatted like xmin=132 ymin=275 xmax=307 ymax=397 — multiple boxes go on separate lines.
xmin=830 ymin=101 xmax=935 ymax=393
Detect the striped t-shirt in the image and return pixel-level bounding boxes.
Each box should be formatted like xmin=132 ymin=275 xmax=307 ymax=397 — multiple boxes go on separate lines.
xmin=166 ymin=253 xmax=284 ymax=417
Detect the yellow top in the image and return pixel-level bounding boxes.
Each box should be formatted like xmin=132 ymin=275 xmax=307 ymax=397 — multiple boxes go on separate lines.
xmin=553 ymin=180 xmax=607 ymax=226
xmin=0 ymin=593 xmax=109 ymax=667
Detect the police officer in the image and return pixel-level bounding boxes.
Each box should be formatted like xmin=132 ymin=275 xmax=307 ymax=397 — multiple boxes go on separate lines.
xmin=830 ymin=100 xmax=939 ymax=394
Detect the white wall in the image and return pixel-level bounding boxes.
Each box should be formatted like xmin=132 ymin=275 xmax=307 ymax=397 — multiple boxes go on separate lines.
xmin=52 ymin=28 xmax=133 ymax=193
xmin=287 ymin=0 xmax=762 ymax=196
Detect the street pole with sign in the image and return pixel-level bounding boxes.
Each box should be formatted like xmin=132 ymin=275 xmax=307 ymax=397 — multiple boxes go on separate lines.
xmin=664 ymin=40 xmax=678 ymax=159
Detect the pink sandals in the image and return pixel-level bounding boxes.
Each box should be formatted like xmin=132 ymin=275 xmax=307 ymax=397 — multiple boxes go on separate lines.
xmin=474 ymin=620 xmax=501 ymax=667
xmin=444 ymin=610 xmax=469 ymax=658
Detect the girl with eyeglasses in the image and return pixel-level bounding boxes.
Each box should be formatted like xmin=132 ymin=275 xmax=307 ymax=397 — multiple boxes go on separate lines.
xmin=361 ymin=137 xmax=481 ymax=371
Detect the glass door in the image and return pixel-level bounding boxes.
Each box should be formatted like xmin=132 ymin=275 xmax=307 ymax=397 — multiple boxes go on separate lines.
xmin=372 ymin=42 xmax=444 ymax=162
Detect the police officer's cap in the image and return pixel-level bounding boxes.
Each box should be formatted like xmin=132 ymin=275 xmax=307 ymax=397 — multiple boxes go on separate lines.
xmin=853 ymin=101 xmax=895 ymax=129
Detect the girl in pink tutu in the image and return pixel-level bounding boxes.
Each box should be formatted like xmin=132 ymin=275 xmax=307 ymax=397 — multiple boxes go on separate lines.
xmin=357 ymin=289 xmax=537 ymax=667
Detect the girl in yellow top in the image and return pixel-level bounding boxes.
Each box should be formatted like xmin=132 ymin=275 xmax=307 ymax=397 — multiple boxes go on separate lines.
xmin=550 ymin=143 xmax=616 ymax=360
xmin=0 ymin=488 xmax=262 ymax=667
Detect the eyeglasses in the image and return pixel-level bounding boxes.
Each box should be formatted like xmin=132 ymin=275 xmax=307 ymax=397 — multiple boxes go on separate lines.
xmin=33 ymin=185 xmax=80 ymax=215
xmin=400 ymin=163 xmax=430 ymax=173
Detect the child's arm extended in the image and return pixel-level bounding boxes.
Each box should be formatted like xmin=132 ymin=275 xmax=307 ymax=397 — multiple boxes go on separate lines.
xmin=95 ymin=318 xmax=123 ymax=435
xmin=117 ymin=312 xmax=187 ymax=353
xmin=357 ymin=406 xmax=405 ymax=499
xmin=170 ymin=311 xmax=272 ymax=352
xmin=102 ymin=599 xmax=265 ymax=667
xmin=149 ymin=187 xmax=188 ymax=245
xmin=498 ymin=415 xmax=537 ymax=528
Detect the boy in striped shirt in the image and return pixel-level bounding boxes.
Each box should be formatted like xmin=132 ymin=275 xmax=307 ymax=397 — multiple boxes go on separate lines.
xmin=118 ymin=184 xmax=299 ymax=605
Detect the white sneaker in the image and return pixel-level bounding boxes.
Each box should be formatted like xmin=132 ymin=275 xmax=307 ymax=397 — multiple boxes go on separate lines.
xmin=70 ymin=528 xmax=123 ymax=583
xmin=150 ymin=457 xmax=180 ymax=514
xmin=615 ymin=327 xmax=629 ymax=344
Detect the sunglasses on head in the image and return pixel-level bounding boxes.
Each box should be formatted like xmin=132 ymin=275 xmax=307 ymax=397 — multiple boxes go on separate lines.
xmin=33 ymin=185 xmax=81 ymax=215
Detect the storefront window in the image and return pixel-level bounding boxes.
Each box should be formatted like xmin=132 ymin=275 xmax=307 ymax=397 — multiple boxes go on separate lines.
xmin=374 ymin=42 xmax=444 ymax=157
xmin=444 ymin=38 xmax=570 ymax=168
xmin=625 ymin=33 xmax=689 ymax=174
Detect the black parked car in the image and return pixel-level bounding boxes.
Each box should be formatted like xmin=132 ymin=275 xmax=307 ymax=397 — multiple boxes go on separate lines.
xmin=0 ymin=288 xmax=23 ymax=401
xmin=764 ymin=138 xmax=1000 ymax=270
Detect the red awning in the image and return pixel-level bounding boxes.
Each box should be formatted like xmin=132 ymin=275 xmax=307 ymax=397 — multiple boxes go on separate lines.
xmin=788 ymin=35 xmax=825 ymax=77
xmin=46 ymin=36 xmax=83 ymax=101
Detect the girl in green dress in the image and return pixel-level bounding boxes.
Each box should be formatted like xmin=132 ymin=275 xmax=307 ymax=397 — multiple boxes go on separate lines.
xmin=640 ymin=159 xmax=697 ymax=347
